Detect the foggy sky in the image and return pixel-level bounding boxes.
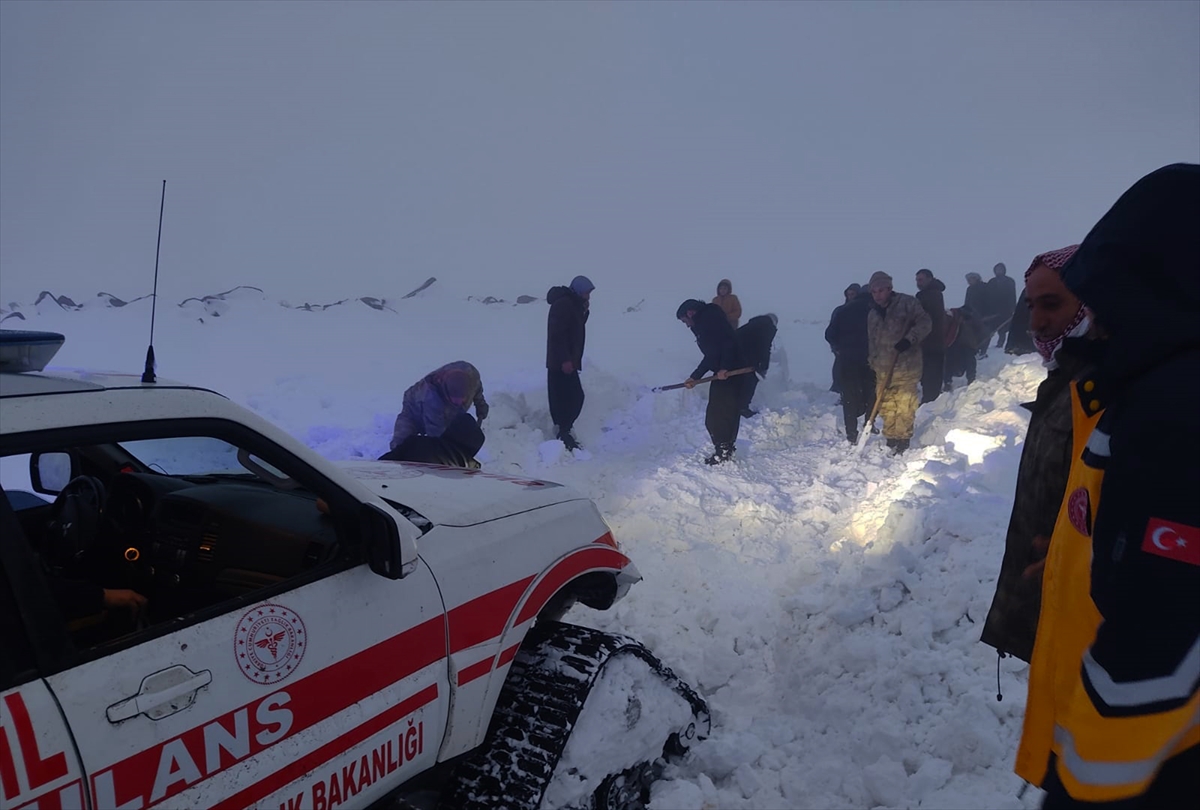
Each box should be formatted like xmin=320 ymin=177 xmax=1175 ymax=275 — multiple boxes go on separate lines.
xmin=2 ymin=0 xmax=1198 ymax=317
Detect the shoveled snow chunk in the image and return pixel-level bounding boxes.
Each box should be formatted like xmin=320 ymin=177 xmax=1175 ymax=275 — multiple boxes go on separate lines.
xmin=863 ymin=755 xmax=907 ymax=807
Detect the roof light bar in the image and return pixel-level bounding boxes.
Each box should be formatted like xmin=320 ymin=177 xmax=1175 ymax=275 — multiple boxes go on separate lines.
xmin=0 ymin=330 xmax=66 ymax=372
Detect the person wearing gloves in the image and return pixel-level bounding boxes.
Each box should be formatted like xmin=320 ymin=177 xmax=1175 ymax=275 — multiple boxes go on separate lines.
xmin=866 ymin=271 xmax=932 ymax=454
xmin=389 ymin=361 xmax=489 ymax=452
xmin=676 ymin=298 xmax=746 ymax=465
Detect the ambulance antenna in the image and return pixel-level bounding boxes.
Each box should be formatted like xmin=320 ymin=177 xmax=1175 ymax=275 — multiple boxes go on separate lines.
xmin=141 ymin=179 xmax=166 ymax=384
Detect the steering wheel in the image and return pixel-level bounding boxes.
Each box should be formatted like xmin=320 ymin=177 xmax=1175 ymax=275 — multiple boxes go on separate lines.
xmin=45 ymin=475 xmax=108 ymax=568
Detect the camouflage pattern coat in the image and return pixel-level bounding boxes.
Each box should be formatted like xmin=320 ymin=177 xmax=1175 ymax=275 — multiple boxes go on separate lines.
xmin=867 ymin=292 xmax=933 ymax=383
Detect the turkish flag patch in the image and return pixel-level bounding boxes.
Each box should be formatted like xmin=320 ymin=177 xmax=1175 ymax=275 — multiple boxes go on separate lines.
xmin=1142 ymin=519 xmax=1200 ymax=566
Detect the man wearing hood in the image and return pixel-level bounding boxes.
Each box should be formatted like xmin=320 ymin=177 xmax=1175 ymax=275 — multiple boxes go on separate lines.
xmin=713 ymin=279 xmax=742 ymax=329
xmin=1013 ymin=164 xmax=1199 ymax=808
xmin=677 ymin=298 xmax=746 ymax=465
xmin=866 ymin=271 xmax=932 ymax=454
xmin=546 ymin=275 xmax=594 ymax=451
xmin=915 ymin=269 xmax=947 ymax=404
xmin=827 ymin=284 xmax=859 ymax=395
xmin=981 ymin=244 xmax=1089 ymax=666
xmin=389 ymin=361 xmax=489 ymax=451
xmin=825 ymin=283 xmax=874 ymax=442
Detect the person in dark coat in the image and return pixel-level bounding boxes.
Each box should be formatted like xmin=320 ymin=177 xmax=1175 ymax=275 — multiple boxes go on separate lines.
xmin=1004 ymin=294 xmax=1036 ymax=355
xmin=1017 ymin=163 xmax=1199 ymax=809
xmin=380 ymin=411 xmax=486 ymax=469
xmin=825 ymin=287 xmax=875 ymax=442
xmin=981 ymin=245 xmax=1087 ymax=664
xmin=987 ymin=262 xmax=1018 ymax=348
xmin=677 ymin=299 xmax=746 ymax=465
xmin=964 ymin=272 xmax=1000 ymax=357
xmin=546 ymin=275 xmax=593 ymax=451
xmin=914 ymin=269 xmax=947 ymax=404
xmin=826 ymin=285 xmax=859 ymax=395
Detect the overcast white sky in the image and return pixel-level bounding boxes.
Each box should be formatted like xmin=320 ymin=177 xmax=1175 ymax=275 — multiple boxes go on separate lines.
xmin=1 ymin=0 xmax=1197 ymax=316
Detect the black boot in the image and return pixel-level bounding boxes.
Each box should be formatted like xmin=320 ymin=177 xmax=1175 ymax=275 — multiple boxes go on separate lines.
xmin=704 ymin=443 xmax=735 ymax=465
xmin=740 ymin=407 xmax=758 ymax=418
xmin=558 ymin=430 xmax=581 ymax=452
xmin=846 ymin=431 xmax=858 ymax=444
xmin=891 ymin=438 xmax=910 ymax=455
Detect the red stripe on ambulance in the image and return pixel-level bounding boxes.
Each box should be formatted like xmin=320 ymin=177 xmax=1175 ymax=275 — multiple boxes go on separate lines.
xmin=445 ymin=576 xmax=535 ymax=652
xmin=90 ymin=615 xmax=446 ymax=810
xmin=211 ymin=685 xmax=437 ymax=810
xmin=515 ymin=546 xmax=631 ymax=625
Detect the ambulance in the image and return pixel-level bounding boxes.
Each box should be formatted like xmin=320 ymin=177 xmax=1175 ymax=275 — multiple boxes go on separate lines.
xmin=0 ymin=330 xmax=708 ymax=810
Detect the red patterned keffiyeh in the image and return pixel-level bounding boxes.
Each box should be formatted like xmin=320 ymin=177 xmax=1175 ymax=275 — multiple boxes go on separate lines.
xmin=1026 ymin=244 xmax=1086 ymax=365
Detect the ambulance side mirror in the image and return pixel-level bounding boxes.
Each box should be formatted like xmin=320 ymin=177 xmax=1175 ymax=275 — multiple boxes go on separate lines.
xmin=363 ymin=503 xmax=407 ymax=580
xmin=30 ymin=451 xmax=74 ymax=495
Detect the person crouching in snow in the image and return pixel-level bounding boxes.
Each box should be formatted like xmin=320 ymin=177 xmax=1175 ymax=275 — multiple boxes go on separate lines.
xmin=981 ymin=244 xmax=1088 ymax=666
xmin=677 ymin=298 xmax=746 ymax=465
xmin=387 ymin=361 xmax=489 ymax=453
xmin=712 ymin=278 xmax=742 ymax=329
xmin=866 ymin=271 xmax=931 ymax=454
xmin=380 ymin=411 xmax=486 ymax=469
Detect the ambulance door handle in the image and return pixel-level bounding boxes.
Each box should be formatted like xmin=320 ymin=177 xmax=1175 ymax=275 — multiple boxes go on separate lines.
xmin=106 ymin=666 xmax=213 ymax=723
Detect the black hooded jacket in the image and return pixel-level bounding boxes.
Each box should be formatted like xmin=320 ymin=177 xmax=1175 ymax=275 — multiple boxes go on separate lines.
xmin=824 ymin=294 xmax=871 ymax=364
xmin=915 ymin=278 xmax=947 ymax=353
xmin=546 ymin=286 xmax=589 ymax=370
xmin=1042 ymin=163 xmax=1200 ymax=802
xmin=687 ymin=302 xmax=743 ymax=380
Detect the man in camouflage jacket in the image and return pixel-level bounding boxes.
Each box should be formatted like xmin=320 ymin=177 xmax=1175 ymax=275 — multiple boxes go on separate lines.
xmin=866 ymin=271 xmax=932 ymax=453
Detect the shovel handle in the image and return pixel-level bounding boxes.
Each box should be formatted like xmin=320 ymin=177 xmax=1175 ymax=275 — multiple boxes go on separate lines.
xmin=653 ymin=366 xmax=755 ymax=392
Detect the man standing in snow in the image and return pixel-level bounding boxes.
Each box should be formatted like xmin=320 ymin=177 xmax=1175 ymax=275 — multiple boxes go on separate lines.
xmin=914 ymin=269 xmax=946 ymax=404
xmin=1014 ymin=164 xmax=1199 ymax=808
xmin=826 ymin=284 xmax=859 ymax=395
xmin=825 ymin=284 xmax=874 ymax=443
xmin=964 ymin=272 xmax=995 ymax=358
xmin=987 ymin=262 xmax=1018 ymax=348
xmin=677 ymin=298 xmax=746 ymax=465
xmin=866 ymin=271 xmax=932 ymax=454
xmin=981 ymin=245 xmax=1087 ymax=665
xmin=389 ymin=360 xmax=489 ymax=451
xmin=546 ymin=275 xmax=593 ymax=451
xmin=712 ymin=278 xmax=742 ymax=329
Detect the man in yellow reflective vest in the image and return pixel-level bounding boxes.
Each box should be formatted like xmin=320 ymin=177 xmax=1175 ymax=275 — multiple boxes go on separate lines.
xmin=1015 ymin=163 xmax=1200 ymax=807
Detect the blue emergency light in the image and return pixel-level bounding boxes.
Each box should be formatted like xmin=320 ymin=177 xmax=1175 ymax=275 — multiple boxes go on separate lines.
xmin=0 ymin=330 xmax=66 ymax=372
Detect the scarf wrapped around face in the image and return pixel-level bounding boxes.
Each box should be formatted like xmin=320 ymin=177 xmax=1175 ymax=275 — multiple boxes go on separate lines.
xmin=1026 ymin=245 xmax=1087 ymax=366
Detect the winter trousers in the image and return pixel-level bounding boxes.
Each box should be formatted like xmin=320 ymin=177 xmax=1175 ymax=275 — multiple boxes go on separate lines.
xmin=547 ymin=370 xmax=585 ymax=434
xmin=876 ymin=378 xmax=919 ymax=441
xmin=830 ymin=354 xmax=843 ymax=393
xmin=706 ymin=377 xmax=743 ymax=448
xmin=838 ymin=360 xmax=876 ymax=440
xmin=920 ymin=350 xmax=944 ymax=404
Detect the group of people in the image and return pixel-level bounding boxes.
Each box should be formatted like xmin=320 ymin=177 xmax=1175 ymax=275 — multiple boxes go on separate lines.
xmin=380 ymin=275 xmax=776 ymax=468
xmin=373 ymin=164 xmax=1197 ymax=808
xmin=823 ymin=260 xmax=1031 ymax=453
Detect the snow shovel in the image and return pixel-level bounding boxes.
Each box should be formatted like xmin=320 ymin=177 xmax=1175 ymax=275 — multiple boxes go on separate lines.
xmin=856 ymin=353 xmax=899 ymax=453
xmin=653 ymin=367 xmax=755 ymax=393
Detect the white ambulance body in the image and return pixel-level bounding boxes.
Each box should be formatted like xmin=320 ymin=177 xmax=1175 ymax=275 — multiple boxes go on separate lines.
xmin=0 ymin=331 xmax=704 ymax=810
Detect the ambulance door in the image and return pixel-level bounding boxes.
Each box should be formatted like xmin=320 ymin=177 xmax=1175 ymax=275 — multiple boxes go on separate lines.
xmin=1 ymin=491 xmax=86 ymax=810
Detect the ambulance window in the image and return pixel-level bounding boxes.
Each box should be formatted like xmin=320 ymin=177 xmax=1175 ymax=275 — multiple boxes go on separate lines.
xmin=2 ymin=419 xmax=359 ymax=663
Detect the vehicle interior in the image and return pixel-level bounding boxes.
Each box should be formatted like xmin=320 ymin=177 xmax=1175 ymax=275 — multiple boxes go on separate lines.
xmin=4 ymin=434 xmax=344 ymax=649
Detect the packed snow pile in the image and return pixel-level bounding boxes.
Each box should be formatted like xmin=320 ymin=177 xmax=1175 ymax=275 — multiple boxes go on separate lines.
xmin=2 ymin=294 xmax=1049 ymax=809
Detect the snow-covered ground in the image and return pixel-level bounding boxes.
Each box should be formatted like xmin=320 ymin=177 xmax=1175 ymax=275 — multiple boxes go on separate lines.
xmin=2 ymin=287 xmax=1048 ymax=809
